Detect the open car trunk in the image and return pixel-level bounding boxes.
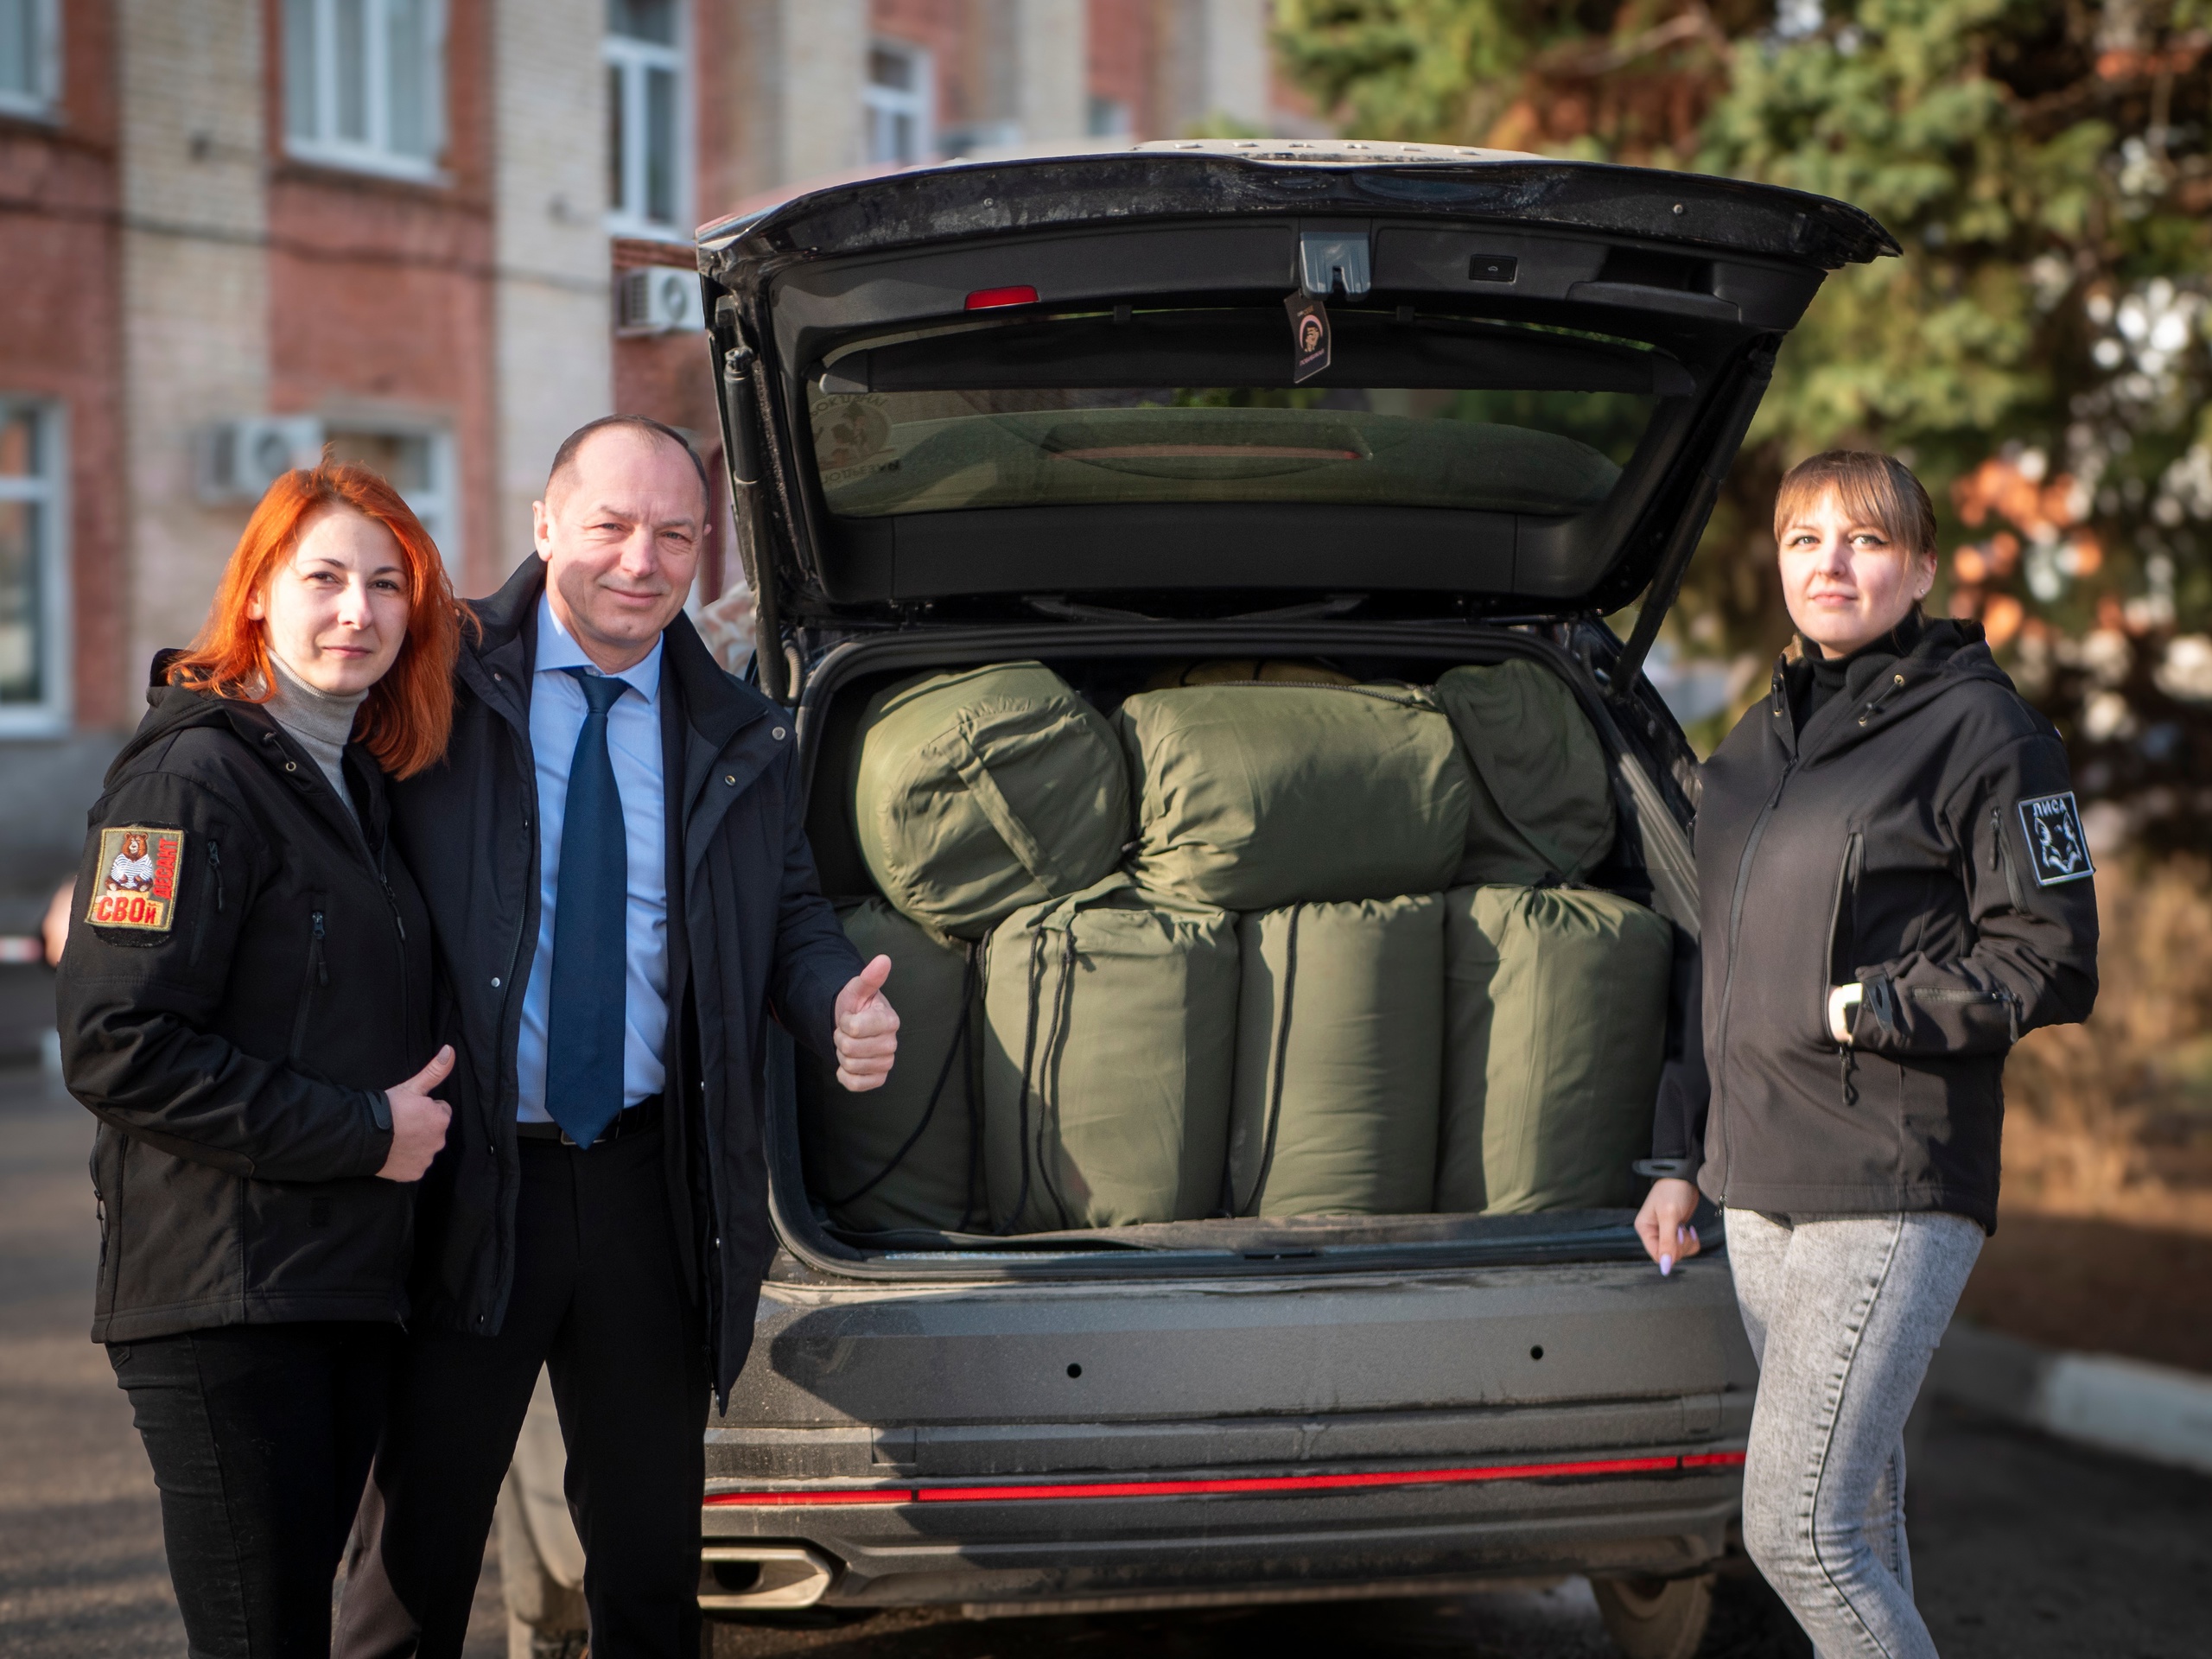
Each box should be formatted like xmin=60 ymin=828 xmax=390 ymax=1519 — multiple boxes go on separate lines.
xmin=696 ymin=142 xmax=1896 ymax=1286
xmin=763 ymin=613 xmax=1705 ymax=1282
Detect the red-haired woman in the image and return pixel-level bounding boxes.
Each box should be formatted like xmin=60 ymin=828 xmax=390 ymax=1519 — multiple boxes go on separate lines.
xmin=57 ymin=461 xmax=463 ymax=1655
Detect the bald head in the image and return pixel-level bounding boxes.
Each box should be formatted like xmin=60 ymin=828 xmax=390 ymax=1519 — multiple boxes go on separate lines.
xmin=544 ymin=415 xmax=709 ymax=513
xmin=531 ymin=420 xmax=708 ymax=673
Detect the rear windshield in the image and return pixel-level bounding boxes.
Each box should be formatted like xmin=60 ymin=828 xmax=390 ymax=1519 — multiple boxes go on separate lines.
xmin=804 ymin=309 xmax=1680 ymax=521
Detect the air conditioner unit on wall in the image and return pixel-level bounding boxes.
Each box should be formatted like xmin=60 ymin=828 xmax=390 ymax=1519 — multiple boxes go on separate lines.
xmin=618 ymin=266 xmax=705 ymax=334
xmin=200 ymin=416 xmax=326 ymax=503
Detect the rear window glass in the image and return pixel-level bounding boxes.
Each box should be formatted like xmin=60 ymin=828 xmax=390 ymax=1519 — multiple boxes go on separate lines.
xmin=804 ymin=309 xmax=1675 ymax=521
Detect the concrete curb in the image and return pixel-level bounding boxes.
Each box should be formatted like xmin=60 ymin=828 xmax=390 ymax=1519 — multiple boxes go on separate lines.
xmin=1927 ymin=1321 xmax=2212 ymax=1478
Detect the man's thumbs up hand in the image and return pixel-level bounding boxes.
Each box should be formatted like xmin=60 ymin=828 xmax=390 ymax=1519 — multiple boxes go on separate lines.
xmin=834 ymin=955 xmax=899 ymax=1092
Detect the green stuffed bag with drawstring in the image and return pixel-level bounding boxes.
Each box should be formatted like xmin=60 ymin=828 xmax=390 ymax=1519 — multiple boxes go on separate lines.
xmin=980 ymin=876 xmax=1238 ymax=1233
xmin=1434 ymin=662 xmax=1618 ymax=887
xmin=1116 ymin=683 xmax=1471 ymax=911
xmin=798 ymin=899 xmax=983 ymax=1235
xmin=1437 ymin=884 xmax=1671 ymax=1214
xmin=1228 ymin=894 xmax=1445 ymax=1217
xmin=852 ymin=663 xmax=1131 ymax=941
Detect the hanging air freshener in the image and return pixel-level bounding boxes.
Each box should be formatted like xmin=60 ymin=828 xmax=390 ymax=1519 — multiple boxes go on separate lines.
xmin=1285 ymin=291 xmax=1332 ymax=384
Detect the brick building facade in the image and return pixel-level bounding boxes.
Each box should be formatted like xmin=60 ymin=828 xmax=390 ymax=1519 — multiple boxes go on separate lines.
xmin=0 ymin=0 xmax=1310 ymax=931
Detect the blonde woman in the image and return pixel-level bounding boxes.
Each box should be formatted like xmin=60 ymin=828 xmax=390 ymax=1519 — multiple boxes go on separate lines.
xmin=1637 ymin=451 xmax=2098 ymax=1656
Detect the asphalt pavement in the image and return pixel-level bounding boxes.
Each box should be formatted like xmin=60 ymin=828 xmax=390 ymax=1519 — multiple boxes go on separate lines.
xmin=3 ymin=1061 xmax=2207 ymax=1659
xmin=0 ymin=1065 xmax=505 ymax=1657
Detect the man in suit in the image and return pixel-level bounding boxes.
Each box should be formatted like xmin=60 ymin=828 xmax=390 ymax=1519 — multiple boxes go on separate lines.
xmin=336 ymin=416 xmax=898 ymax=1656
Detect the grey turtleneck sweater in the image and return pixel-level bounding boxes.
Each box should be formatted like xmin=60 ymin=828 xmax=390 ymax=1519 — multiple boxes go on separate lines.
xmin=265 ymin=652 xmax=367 ymax=823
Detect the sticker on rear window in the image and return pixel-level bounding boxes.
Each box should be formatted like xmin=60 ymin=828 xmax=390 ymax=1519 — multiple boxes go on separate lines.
xmin=86 ymin=826 xmax=186 ymax=932
xmin=2018 ymin=792 xmax=2094 ymax=887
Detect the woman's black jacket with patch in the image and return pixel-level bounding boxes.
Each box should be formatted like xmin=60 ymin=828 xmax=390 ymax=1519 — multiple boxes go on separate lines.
xmin=56 ymin=675 xmax=435 ymax=1341
xmin=1652 ymin=620 xmax=2099 ymax=1231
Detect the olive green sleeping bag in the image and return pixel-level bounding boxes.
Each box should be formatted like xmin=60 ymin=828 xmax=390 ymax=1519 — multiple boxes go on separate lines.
xmin=1434 ymin=662 xmax=1617 ymax=887
xmin=1116 ymin=683 xmax=1471 ymax=911
xmin=1437 ymin=884 xmax=1671 ymax=1214
xmin=799 ymin=899 xmax=982 ymax=1234
xmin=981 ymin=877 xmax=1237 ymax=1232
xmin=852 ymin=663 xmax=1130 ymax=940
xmin=1229 ymin=895 xmax=1445 ymax=1217
xmin=1141 ymin=659 xmax=1357 ymax=690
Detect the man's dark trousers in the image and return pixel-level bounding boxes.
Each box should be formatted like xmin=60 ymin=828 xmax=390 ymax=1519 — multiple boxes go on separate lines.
xmin=335 ymin=1126 xmax=705 ymax=1658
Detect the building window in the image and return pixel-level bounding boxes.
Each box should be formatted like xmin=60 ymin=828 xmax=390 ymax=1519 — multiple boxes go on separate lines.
xmin=327 ymin=425 xmax=459 ymax=572
xmin=0 ymin=0 xmax=59 ymax=118
xmin=283 ymin=0 xmax=446 ymax=179
xmin=606 ymin=0 xmax=687 ymax=238
xmin=1087 ymin=96 xmax=1131 ymax=139
xmin=865 ymin=41 xmax=931 ymax=166
xmin=0 ymin=399 xmax=68 ymax=732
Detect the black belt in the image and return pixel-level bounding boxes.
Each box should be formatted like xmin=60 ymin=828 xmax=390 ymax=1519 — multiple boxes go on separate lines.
xmin=515 ymin=1092 xmax=663 ymax=1148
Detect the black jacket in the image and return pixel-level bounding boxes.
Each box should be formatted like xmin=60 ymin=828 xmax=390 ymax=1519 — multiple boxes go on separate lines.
xmin=59 ymin=677 xmax=435 ymax=1342
xmin=1654 ymin=620 xmax=2099 ymax=1231
xmin=389 ymin=559 xmax=861 ymax=1401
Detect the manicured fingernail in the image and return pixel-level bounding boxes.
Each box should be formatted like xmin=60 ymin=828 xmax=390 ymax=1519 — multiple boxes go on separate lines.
xmin=1659 ymin=1255 xmax=1674 ymax=1276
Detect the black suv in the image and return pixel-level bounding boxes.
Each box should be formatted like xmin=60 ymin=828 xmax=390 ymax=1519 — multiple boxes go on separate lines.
xmin=662 ymin=138 xmax=1891 ymax=1656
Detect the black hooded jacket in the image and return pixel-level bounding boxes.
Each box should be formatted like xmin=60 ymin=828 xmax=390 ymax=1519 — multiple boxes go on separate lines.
xmin=388 ymin=559 xmax=861 ymax=1402
xmin=1652 ymin=620 xmax=2099 ymax=1231
xmin=58 ymin=674 xmax=435 ymax=1342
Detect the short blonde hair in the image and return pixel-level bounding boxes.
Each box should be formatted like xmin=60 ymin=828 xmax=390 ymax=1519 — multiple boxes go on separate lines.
xmin=1773 ymin=450 xmax=1937 ymax=557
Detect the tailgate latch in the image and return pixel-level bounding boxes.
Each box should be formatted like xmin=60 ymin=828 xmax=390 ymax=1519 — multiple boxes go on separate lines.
xmin=1299 ymin=231 xmax=1372 ymax=299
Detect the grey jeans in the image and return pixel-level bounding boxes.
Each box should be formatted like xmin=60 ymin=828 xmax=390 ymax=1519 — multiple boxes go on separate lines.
xmin=1725 ymin=1207 xmax=1984 ymax=1659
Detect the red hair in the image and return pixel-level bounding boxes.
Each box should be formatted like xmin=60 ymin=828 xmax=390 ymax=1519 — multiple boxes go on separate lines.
xmin=166 ymin=459 xmax=467 ymax=779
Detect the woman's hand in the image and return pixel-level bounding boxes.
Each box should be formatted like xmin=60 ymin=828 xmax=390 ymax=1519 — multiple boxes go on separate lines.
xmin=378 ymin=1046 xmax=454 ymax=1182
xmin=1635 ymin=1177 xmax=1703 ymax=1276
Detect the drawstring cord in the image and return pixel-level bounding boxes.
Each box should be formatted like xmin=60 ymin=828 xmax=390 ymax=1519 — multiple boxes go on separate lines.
xmin=1007 ymin=928 xmax=1049 ymax=1233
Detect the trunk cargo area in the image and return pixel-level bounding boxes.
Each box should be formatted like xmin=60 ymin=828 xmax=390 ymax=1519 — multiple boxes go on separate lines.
xmin=778 ymin=621 xmax=1696 ymax=1276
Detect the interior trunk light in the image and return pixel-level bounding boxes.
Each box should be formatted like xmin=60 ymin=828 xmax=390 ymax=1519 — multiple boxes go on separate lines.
xmin=965 ymin=285 xmax=1039 ymax=309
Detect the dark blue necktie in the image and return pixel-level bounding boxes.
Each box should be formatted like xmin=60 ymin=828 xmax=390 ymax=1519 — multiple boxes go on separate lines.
xmin=544 ymin=669 xmax=628 ymax=1147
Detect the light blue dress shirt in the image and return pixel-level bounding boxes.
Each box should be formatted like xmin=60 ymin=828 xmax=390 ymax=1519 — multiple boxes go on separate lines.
xmin=514 ymin=590 xmax=670 ymax=1123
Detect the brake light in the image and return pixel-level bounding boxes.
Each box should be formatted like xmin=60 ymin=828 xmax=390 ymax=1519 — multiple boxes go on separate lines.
xmin=965 ymin=285 xmax=1039 ymax=309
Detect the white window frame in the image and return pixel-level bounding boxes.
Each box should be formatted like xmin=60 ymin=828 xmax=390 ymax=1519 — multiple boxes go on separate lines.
xmin=283 ymin=0 xmax=448 ymax=182
xmin=1086 ymin=95 xmax=1133 ymax=141
xmin=864 ymin=39 xmax=932 ymax=167
xmin=324 ymin=418 xmax=461 ymax=575
xmin=604 ymin=2 xmax=690 ymax=242
xmin=0 ymin=397 xmax=71 ymax=736
xmin=0 ymin=0 xmax=60 ymax=120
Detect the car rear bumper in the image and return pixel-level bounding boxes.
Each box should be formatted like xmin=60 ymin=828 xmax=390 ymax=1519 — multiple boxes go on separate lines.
xmin=702 ymin=1253 xmax=1755 ymax=1611
xmin=699 ymin=1447 xmax=1744 ymax=1610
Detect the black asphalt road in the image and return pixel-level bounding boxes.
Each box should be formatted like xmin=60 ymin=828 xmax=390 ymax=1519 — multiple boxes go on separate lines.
xmin=0 ymin=1065 xmax=505 ymax=1656
xmin=3 ymin=1063 xmax=2207 ymax=1659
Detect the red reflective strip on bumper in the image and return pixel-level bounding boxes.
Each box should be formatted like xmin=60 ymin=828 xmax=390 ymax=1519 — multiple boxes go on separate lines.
xmin=704 ymin=1488 xmax=914 ymax=1507
xmin=702 ymin=1450 xmax=1746 ymax=1509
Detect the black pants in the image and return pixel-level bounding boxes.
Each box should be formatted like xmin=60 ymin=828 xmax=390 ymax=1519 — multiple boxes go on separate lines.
xmin=109 ymin=1320 xmax=395 ymax=1658
xmin=334 ymin=1127 xmax=707 ymax=1659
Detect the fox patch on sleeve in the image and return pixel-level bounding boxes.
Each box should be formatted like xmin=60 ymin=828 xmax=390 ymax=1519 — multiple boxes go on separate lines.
xmin=2018 ymin=792 xmax=2094 ymax=888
